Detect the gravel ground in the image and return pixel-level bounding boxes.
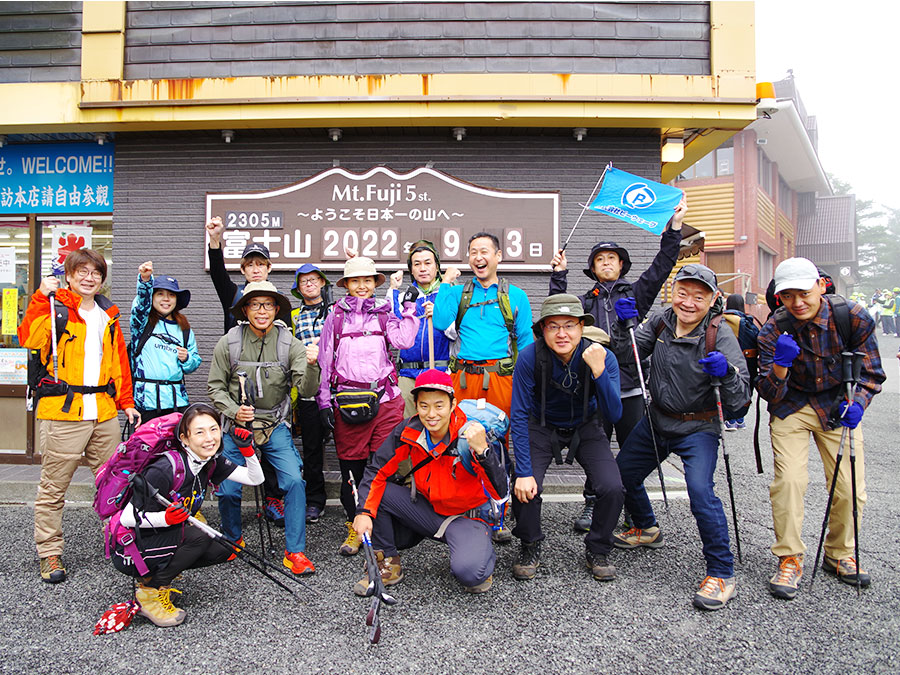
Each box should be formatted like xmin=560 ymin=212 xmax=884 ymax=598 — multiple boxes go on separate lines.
xmin=1 ymin=336 xmax=898 ymax=675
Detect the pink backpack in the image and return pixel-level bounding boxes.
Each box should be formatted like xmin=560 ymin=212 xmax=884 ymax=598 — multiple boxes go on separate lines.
xmin=94 ymin=412 xmax=208 ymax=575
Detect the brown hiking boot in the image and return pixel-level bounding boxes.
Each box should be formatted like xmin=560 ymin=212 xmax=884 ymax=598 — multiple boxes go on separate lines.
xmin=353 ymin=551 xmax=403 ymax=596
xmin=340 ymin=521 xmax=361 ymax=556
xmin=136 ymin=583 xmax=186 ymax=627
xmin=692 ymin=575 xmax=736 ymax=611
xmin=586 ymin=549 xmax=617 ymax=582
xmin=39 ymin=555 xmax=66 ymax=584
xmin=512 ymin=541 xmax=541 ymax=580
xmin=613 ymin=526 xmax=663 ymax=550
xmin=465 ymin=574 xmax=493 ymax=594
xmin=769 ymin=554 xmax=803 ymax=599
xmin=823 ymin=555 xmax=871 ymax=588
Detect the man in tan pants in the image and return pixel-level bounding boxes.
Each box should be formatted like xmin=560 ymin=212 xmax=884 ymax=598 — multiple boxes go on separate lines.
xmin=19 ymin=248 xmax=138 ymax=583
xmin=757 ymin=258 xmax=884 ymax=599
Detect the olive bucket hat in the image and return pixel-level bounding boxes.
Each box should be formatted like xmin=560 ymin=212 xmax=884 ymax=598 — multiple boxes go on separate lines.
xmin=532 ymin=293 xmax=595 ymax=335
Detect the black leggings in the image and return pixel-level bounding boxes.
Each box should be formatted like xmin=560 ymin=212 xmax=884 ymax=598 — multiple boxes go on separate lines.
xmin=339 ymin=457 xmax=368 ymax=522
xmin=113 ymin=523 xmax=233 ymax=588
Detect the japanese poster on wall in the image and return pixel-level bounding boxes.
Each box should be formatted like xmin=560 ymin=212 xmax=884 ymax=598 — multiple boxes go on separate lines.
xmin=2 ymin=288 xmax=19 ymax=336
xmin=0 ymin=142 xmax=114 ymax=215
xmin=205 ymin=166 xmax=559 ymax=272
xmin=0 ymin=347 xmax=28 ymax=384
xmin=50 ymin=225 xmax=93 ymax=275
xmin=0 ymin=247 xmax=14 ymax=284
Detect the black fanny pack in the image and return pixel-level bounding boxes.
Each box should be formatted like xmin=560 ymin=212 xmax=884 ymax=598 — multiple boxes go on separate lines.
xmin=335 ymin=388 xmax=383 ymax=424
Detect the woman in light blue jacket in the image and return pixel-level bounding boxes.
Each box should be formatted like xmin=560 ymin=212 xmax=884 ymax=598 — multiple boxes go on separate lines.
xmin=130 ymin=261 xmax=201 ymax=423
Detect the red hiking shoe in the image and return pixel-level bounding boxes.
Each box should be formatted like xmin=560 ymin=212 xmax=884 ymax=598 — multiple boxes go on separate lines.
xmin=283 ymin=550 xmax=316 ymax=575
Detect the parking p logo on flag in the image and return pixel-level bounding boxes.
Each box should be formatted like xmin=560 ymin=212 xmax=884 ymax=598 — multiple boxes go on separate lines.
xmin=588 ymin=167 xmax=682 ymax=235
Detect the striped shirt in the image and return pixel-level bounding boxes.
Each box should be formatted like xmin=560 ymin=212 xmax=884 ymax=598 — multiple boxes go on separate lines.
xmin=757 ymin=296 xmax=885 ymax=430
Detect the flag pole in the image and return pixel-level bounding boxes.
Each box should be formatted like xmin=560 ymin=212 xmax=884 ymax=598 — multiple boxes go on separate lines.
xmin=560 ymin=162 xmax=611 ymax=252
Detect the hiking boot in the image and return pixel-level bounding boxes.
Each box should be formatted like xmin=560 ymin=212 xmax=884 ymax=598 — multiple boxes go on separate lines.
xmin=693 ymin=575 xmax=736 ymax=611
xmin=724 ymin=420 xmax=737 ymax=432
xmin=340 ymin=521 xmax=361 ymax=556
xmin=283 ymin=550 xmax=316 ymax=575
xmin=768 ymin=554 xmax=803 ymax=600
xmin=491 ymin=525 xmax=512 ymax=544
xmin=734 ymin=420 xmax=747 ymax=430
xmin=465 ymin=574 xmax=493 ymax=594
xmin=306 ymin=505 xmax=322 ymax=523
xmin=573 ymin=497 xmax=596 ymax=532
xmin=512 ymin=541 xmax=541 ymax=580
xmin=353 ymin=551 xmax=403 ymax=596
xmin=39 ymin=555 xmax=67 ymax=584
xmin=613 ymin=526 xmax=663 ymax=549
xmin=264 ymin=498 xmax=285 ymax=527
xmin=136 ymin=584 xmax=186 ymax=627
xmin=585 ymin=549 xmax=617 ymax=582
xmin=823 ymin=555 xmax=871 ymax=588
xmin=226 ymin=537 xmax=245 ymax=562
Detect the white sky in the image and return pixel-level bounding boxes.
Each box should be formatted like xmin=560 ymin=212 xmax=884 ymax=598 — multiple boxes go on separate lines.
xmin=755 ymin=0 xmax=900 ymax=209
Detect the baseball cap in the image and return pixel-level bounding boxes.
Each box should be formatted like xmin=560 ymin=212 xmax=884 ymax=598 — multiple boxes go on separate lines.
xmin=773 ymin=257 xmax=820 ymax=294
xmin=241 ymin=242 xmax=271 ymax=260
xmin=673 ymin=263 xmax=718 ymax=293
xmin=410 ymin=369 xmax=455 ymax=397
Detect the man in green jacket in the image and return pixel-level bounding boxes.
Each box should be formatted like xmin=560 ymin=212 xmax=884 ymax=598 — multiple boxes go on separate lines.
xmin=208 ymin=281 xmax=317 ymax=575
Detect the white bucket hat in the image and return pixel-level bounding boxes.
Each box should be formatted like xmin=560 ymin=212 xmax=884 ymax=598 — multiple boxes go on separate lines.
xmin=337 ymin=256 xmax=386 ymax=288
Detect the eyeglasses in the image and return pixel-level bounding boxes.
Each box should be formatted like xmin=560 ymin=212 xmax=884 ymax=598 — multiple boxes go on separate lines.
xmin=247 ymin=300 xmax=277 ymax=311
xmin=544 ymin=321 xmax=580 ymax=333
xmin=298 ymin=278 xmax=322 ymax=287
xmin=74 ymin=267 xmax=102 ymax=280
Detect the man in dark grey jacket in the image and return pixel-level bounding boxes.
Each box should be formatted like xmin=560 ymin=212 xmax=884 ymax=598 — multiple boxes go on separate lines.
xmin=549 ymin=196 xmax=686 ymax=530
xmin=610 ymin=264 xmax=749 ymax=611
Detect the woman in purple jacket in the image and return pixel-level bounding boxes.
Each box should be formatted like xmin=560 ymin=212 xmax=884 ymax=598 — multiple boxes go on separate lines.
xmin=317 ymin=256 xmax=419 ymax=556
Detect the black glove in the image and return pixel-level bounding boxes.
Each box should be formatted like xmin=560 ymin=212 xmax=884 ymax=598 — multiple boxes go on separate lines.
xmin=402 ymin=285 xmax=418 ymax=305
xmin=320 ymin=408 xmax=335 ymax=431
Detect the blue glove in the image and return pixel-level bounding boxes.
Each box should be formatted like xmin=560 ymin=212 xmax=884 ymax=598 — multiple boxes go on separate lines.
xmin=773 ymin=333 xmax=801 ymax=367
xmin=614 ymin=298 xmax=638 ymax=322
xmin=838 ymin=400 xmax=864 ymax=429
xmin=699 ymin=351 xmax=728 ymax=378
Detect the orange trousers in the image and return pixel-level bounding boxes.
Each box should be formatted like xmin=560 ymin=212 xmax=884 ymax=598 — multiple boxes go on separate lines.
xmin=451 ymin=361 xmax=513 ymax=418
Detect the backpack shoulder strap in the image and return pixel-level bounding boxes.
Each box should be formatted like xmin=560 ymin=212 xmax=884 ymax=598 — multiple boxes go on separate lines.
xmin=534 ymin=338 xmax=550 ymax=426
xmin=830 ymin=295 xmax=852 ymax=348
xmin=706 ymin=313 xmax=724 ymax=354
xmin=275 ymin=323 xmax=293 ymax=372
xmin=131 ymin=320 xmax=156 ymax=363
xmin=497 ymin=277 xmax=518 ymax=359
xmin=454 ymin=279 xmax=475 ymax=335
xmin=226 ymin=324 xmax=244 ymax=371
xmin=182 ymin=326 xmax=189 ymax=348
xmin=164 ymin=450 xmax=188 ymax=495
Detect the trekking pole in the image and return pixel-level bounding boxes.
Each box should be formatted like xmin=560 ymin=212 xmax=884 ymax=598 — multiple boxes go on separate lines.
xmin=560 ymin=162 xmax=610 ymax=252
xmin=49 ymin=292 xmax=59 ymax=382
xmin=623 ymin=309 xmax=668 ymax=511
xmin=710 ymin=377 xmax=742 ymax=564
xmin=810 ymin=351 xmax=865 ymax=592
xmin=348 ymin=473 xmax=397 ymax=645
xmin=129 ymin=473 xmax=317 ymax=596
xmin=236 ymin=370 xmax=275 ymax=557
xmin=427 ymin=315 xmax=435 ymax=370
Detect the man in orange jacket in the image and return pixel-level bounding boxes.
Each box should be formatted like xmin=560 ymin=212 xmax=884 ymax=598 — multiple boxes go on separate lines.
xmin=352 ymin=369 xmax=508 ymax=594
xmin=19 ymin=248 xmax=138 ymax=583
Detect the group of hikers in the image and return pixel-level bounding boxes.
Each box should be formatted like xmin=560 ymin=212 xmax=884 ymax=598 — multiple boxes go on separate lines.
xmin=861 ymin=288 xmax=900 ymax=337
xmin=19 ymin=194 xmax=887 ymax=628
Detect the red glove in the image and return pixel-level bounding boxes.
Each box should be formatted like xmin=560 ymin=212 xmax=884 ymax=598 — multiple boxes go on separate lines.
xmin=233 ymin=427 xmax=255 ymax=457
xmin=164 ymin=501 xmax=191 ymax=526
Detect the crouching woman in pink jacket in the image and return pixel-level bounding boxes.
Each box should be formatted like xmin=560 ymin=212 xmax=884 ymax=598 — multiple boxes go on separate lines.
xmin=317 ymin=256 xmax=419 ymax=556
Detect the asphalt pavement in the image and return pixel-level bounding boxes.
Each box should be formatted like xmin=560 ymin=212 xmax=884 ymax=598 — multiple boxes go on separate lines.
xmin=1 ymin=336 xmax=898 ymax=674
